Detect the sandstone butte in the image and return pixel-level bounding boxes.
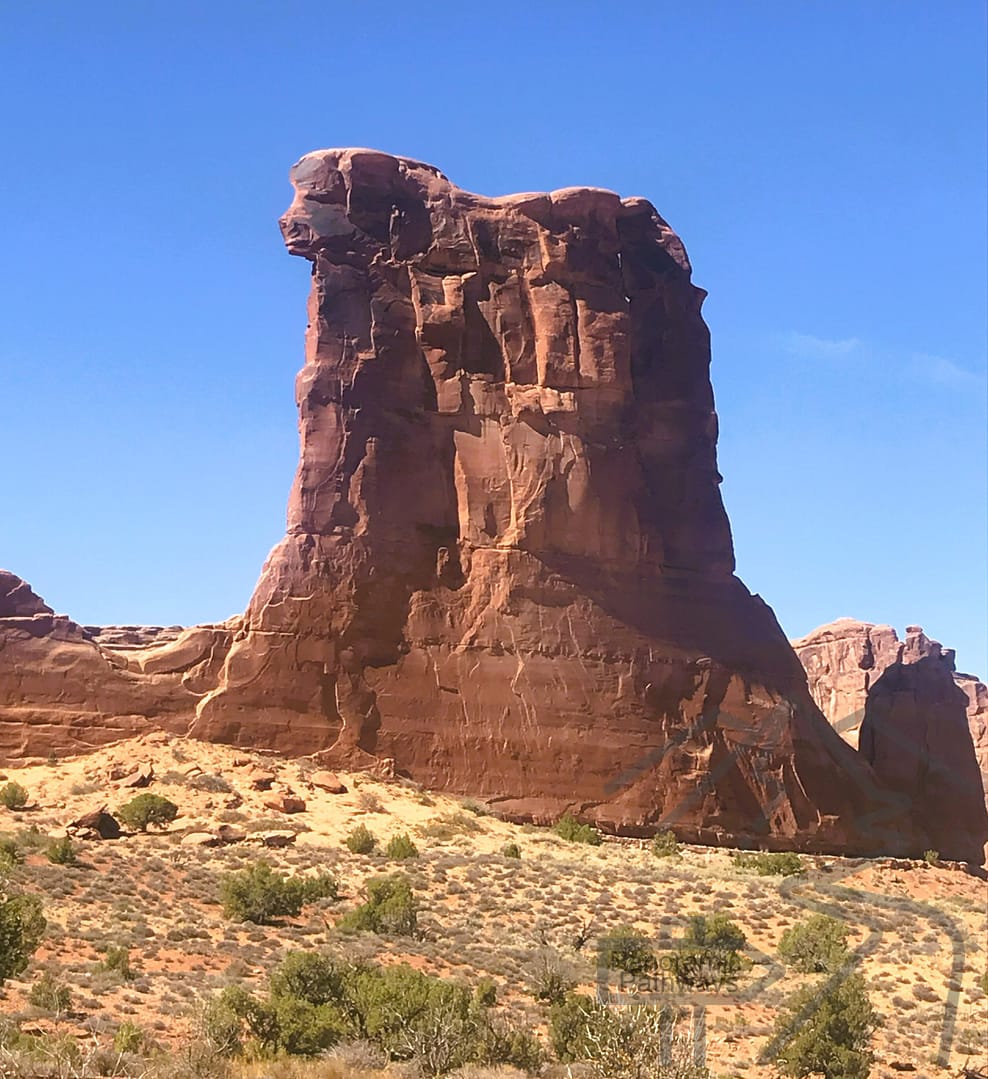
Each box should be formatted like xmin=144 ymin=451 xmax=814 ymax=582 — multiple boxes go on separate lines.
xmin=1 ymin=149 xmax=982 ymax=862
xmin=793 ymin=619 xmax=988 ymax=864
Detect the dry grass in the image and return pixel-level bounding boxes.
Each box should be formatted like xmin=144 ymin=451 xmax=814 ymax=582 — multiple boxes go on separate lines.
xmin=0 ymin=731 xmax=985 ymax=1077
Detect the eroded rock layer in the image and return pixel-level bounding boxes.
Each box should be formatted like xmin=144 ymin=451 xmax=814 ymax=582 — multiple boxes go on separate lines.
xmin=0 ymin=570 xmax=233 ymax=758
xmin=794 ymin=620 xmax=988 ymax=862
xmin=182 ymin=148 xmax=917 ymax=853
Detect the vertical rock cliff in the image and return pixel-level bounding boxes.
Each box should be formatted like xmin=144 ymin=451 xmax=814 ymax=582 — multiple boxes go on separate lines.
xmin=794 ymin=619 xmax=988 ymax=862
xmin=187 ymin=149 xmax=913 ymax=852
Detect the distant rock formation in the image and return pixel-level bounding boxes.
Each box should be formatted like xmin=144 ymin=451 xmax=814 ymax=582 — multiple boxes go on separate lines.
xmin=0 ymin=569 xmax=232 ymax=758
xmin=793 ymin=619 xmax=988 ymax=863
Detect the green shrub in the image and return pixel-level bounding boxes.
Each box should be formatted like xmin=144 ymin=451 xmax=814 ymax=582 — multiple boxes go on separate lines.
xmin=45 ymin=837 xmax=77 ymax=866
xmin=766 ymin=972 xmax=877 ymax=1078
xmin=0 ymin=836 xmax=23 ymax=869
xmin=532 ymin=954 xmax=576 ymax=1005
xmin=597 ymin=926 xmax=657 ymax=975
xmin=473 ymin=977 xmax=497 ymax=1007
xmin=923 ymin=849 xmax=940 ymax=864
xmin=385 ymin=833 xmax=419 ymax=859
xmin=554 ymin=812 xmax=602 ymax=846
xmin=337 ymin=873 xmax=418 ymax=937
xmin=778 ymin=914 xmax=850 ymax=973
xmin=220 ymin=860 xmax=338 ymax=924
xmin=732 ymin=850 xmax=804 ymax=876
xmin=501 ymin=842 xmax=521 ymax=859
xmin=421 ymin=812 xmax=482 ymax=839
xmin=99 ymin=945 xmax=134 ymax=980
xmin=113 ymin=1021 xmax=148 ymax=1053
xmin=651 ymin=829 xmax=680 ymax=858
xmin=0 ymin=782 xmax=28 ymax=810
xmin=345 ymin=824 xmax=378 ymax=854
xmin=28 ymin=970 xmax=71 ymax=1013
xmin=205 ymin=954 xmax=543 ymax=1072
xmin=0 ymin=891 xmax=45 ymax=985
xmin=549 ymin=994 xmax=702 ymax=1078
xmin=667 ymin=913 xmax=747 ymax=989
xmin=116 ymin=793 xmax=178 ymax=832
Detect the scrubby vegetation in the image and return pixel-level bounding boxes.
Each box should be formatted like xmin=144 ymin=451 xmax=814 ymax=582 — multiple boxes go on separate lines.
xmin=220 ymin=859 xmax=339 ymax=924
xmin=0 ymin=781 xmax=28 ymax=810
xmin=651 ymin=829 xmax=680 ymax=858
xmin=45 ymin=835 xmax=77 ymax=865
xmin=554 ymin=811 xmax=602 ymax=845
xmin=731 ymin=850 xmax=805 ymax=876
xmin=778 ymin=913 xmax=850 ymax=973
xmin=0 ymin=883 xmax=45 ymax=985
xmin=384 ymin=832 xmax=419 ymax=859
xmin=203 ymin=951 xmax=543 ymax=1074
xmin=766 ymin=971 xmax=877 ymax=1078
xmin=597 ymin=925 xmax=657 ymax=975
xmin=116 ymin=792 xmax=179 ymax=832
xmin=345 ymin=823 xmax=378 ymax=854
xmin=337 ymin=873 xmax=418 ymax=937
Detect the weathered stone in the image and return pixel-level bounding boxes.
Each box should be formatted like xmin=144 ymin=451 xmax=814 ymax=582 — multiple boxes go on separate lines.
xmin=187 ymin=148 xmax=919 ymax=856
xmin=309 ymin=770 xmax=347 ymax=794
xmin=68 ymin=808 xmax=121 ymax=840
xmin=793 ymin=619 xmax=988 ymax=863
xmin=263 ymin=793 xmax=306 ymax=814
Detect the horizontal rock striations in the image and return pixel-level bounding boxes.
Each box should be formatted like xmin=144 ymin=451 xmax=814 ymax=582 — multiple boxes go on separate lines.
xmin=793 ymin=619 xmax=988 ymax=862
xmin=184 ymin=148 xmax=917 ymax=854
xmin=0 ymin=569 xmax=233 ymax=758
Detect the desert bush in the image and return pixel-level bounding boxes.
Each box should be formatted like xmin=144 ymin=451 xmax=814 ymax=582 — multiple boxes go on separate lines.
xmin=337 ymin=873 xmax=418 ymax=936
xmin=99 ymin=945 xmax=134 ymax=980
xmin=923 ymin=849 xmax=940 ymax=864
xmin=422 ymin=812 xmax=483 ymax=839
xmin=385 ymin=832 xmax=419 ymax=859
xmin=651 ymin=830 xmax=680 ymax=858
xmin=532 ymin=954 xmax=577 ymax=1005
xmin=206 ymin=954 xmax=544 ymax=1073
xmin=597 ymin=926 xmax=656 ymax=975
xmin=345 ymin=824 xmax=378 ymax=854
xmin=113 ymin=1020 xmax=149 ymax=1053
xmin=778 ymin=914 xmax=850 ymax=973
xmin=549 ymin=994 xmax=701 ymax=1078
xmin=189 ymin=773 xmax=234 ymax=793
xmin=220 ymin=860 xmax=338 ymax=924
xmin=117 ymin=793 xmax=179 ymax=832
xmin=28 ymin=970 xmax=71 ymax=1013
xmin=45 ymin=836 xmax=78 ymax=866
xmin=0 ymin=782 xmax=28 ymax=810
xmin=666 ymin=913 xmax=747 ymax=990
xmin=731 ymin=850 xmax=804 ymax=876
xmin=0 ymin=835 xmax=22 ymax=869
xmin=0 ymin=890 xmax=45 ymax=985
xmin=765 ymin=971 xmax=877 ymax=1078
xmin=554 ymin=812 xmax=602 ymax=846
xmin=356 ymin=790 xmax=384 ymax=813
xmin=501 ymin=842 xmax=521 ymax=859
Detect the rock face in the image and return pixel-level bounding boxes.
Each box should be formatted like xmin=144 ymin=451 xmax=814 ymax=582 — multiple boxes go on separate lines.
xmin=0 ymin=569 xmax=233 ymax=758
xmin=185 ymin=148 xmax=916 ymax=853
xmin=793 ymin=619 xmax=988 ymax=862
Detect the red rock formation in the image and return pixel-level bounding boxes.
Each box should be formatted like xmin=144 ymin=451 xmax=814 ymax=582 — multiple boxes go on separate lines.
xmin=793 ymin=619 xmax=988 ymax=862
xmin=186 ymin=148 xmax=916 ymax=854
xmin=0 ymin=569 xmax=233 ymax=758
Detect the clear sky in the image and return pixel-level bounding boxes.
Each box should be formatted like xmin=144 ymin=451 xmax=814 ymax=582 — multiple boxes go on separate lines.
xmin=1 ymin=2 xmax=985 ymax=674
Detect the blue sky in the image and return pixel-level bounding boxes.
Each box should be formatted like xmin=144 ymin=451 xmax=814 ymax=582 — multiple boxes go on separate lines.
xmin=1 ymin=2 xmax=985 ymax=673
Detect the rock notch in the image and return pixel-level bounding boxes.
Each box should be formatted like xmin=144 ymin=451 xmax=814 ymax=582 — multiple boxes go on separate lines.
xmin=180 ymin=148 xmax=914 ymax=853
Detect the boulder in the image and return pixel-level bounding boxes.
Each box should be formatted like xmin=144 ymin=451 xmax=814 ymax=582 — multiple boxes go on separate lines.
xmin=68 ymin=808 xmax=121 ymax=840
xmin=309 ymin=770 xmax=347 ymax=794
xmin=262 ymin=793 xmax=306 ymax=814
